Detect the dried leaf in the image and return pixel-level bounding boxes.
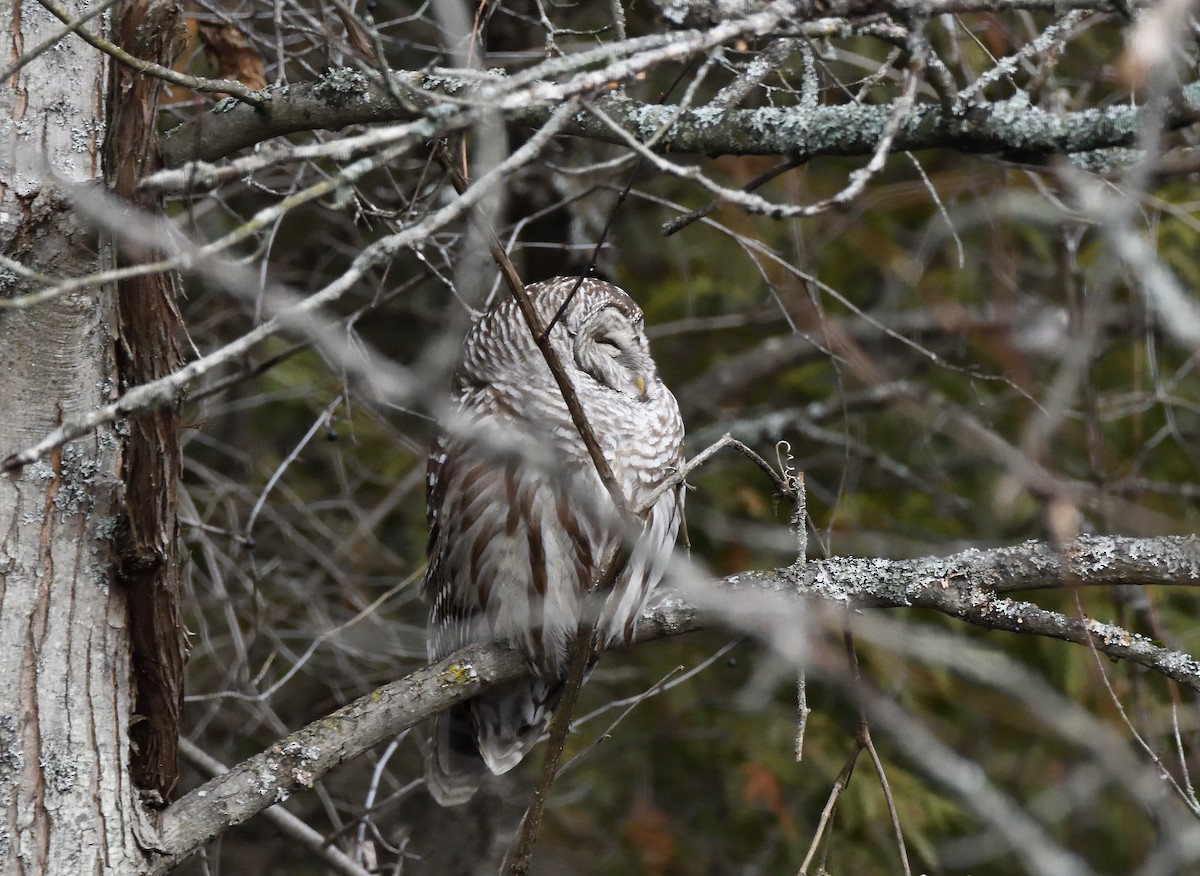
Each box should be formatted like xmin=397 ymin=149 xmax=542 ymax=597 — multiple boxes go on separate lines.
xmin=197 ymin=21 xmax=266 ymax=91
xmin=741 ymin=761 xmax=796 ymax=835
xmin=620 ymin=798 xmax=677 ymax=875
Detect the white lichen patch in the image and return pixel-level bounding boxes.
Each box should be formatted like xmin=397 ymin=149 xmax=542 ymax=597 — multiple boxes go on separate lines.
xmin=253 ymin=759 xmax=286 ymax=800
xmin=267 ymin=741 xmax=321 ymax=789
xmin=278 ymin=740 xmax=319 ymax=761
xmin=315 ymin=67 xmax=370 ymax=102
xmin=38 ymin=749 xmax=77 ymax=793
xmin=53 ymin=443 xmax=100 ymax=520
xmin=97 ymin=426 xmax=119 ymax=452
xmin=1160 ymin=648 xmax=1200 ymax=678
xmin=0 ymin=716 xmax=22 ymax=777
xmin=69 ymin=125 xmax=91 ymax=154
xmin=1084 ymin=536 xmax=1117 ymax=572
xmin=1085 ymin=619 xmax=1137 ymax=648
xmin=807 ymin=565 xmax=848 ymax=602
xmin=26 ymin=460 xmax=54 ymax=482
xmin=644 ymin=591 xmax=689 ymax=617
xmin=93 ymin=516 xmax=118 ymax=541
xmin=986 ymin=597 xmax=1035 ymax=621
xmin=0 ymin=265 xmax=20 ymax=294
xmin=420 ymin=72 xmax=469 ymax=95
xmin=687 ymin=104 xmax=728 ymax=129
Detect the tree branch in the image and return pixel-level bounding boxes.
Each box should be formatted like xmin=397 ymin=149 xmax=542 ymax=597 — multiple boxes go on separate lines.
xmin=157 ymin=65 xmax=1200 ymax=170
xmin=648 ymin=0 xmax=1131 ymax=27
xmin=178 ymin=739 xmax=373 ymax=876
xmin=151 ymin=534 xmax=1200 ymax=869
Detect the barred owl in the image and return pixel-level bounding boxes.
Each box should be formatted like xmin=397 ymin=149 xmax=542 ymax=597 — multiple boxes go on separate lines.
xmin=424 ymin=277 xmax=685 ymax=806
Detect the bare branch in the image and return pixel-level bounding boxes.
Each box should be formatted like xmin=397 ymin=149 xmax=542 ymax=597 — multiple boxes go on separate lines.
xmin=152 ymin=535 xmax=1200 ymax=869
xmin=0 ymin=103 xmax=577 ymax=473
xmin=178 ymin=739 xmax=374 ymax=876
xmin=157 ymin=66 xmax=1200 ymax=170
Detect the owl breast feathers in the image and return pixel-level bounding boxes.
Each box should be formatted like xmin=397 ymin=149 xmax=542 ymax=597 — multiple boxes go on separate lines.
xmin=423 ymin=277 xmax=685 ymax=805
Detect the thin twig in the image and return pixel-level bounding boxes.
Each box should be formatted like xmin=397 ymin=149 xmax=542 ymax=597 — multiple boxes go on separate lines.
xmin=798 ymin=748 xmax=860 ymax=875
xmin=1 ymin=104 xmax=577 ymax=472
xmin=2 ymin=137 xmax=416 ymax=312
xmin=245 ymin=398 xmax=341 ymax=543
xmin=1074 ymin=591 xmax=1200 ymax=815
xmin=563 ymin=640 xmax=739 ymax=766
xmin=187 ymin=340 xmax=312 ymax=404
xmin=780 ymin=440 xmax=810 ymax=761
xmin=541 ymin=57 xmax=704 ymax=345
xmin=663 ymin=154 xmax=805 ymax=236
xmin=844 ymin=629 xmax=913 ymax=876
xmin=431 ymin=137 xmax=627 ymax=513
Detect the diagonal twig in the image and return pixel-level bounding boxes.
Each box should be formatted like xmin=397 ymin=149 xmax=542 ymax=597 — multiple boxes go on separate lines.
xmin=431 ymin=137 xmax=627 ymax=512
xmin=431 ymin=134 xmax=644 ymax=876
xmin=0 ymin=0 xmax=123 ymax=85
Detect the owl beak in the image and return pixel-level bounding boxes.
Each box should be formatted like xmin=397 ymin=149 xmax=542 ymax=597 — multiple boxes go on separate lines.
xmin=634 ymin=373 xmax=647 ymax=399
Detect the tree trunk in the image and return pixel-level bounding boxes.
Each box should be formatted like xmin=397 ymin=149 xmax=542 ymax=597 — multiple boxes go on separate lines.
xmin=105 ymin=0 xmax=189 ymax=805
xmin=0 ymin=1 xmax=168 ymax=871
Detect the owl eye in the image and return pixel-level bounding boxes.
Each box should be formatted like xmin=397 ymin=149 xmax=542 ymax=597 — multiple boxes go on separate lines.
xmin=596 ymin=336 xmax=621 ymax=350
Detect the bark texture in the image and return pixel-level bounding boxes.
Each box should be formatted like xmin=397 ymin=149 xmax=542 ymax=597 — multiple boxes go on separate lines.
xmin=105 ymin=0 xmax=189 ymax=803
xmin=0 ymin=3 xmax=144 ymax=871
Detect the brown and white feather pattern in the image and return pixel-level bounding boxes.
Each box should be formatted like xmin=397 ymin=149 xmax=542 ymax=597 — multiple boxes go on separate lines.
xmin=424 ymin=277 xmax=685 ymax=805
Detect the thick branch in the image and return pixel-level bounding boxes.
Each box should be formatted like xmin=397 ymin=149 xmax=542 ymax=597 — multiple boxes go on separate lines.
xmin=153 ymin=534 xmax=1200 ymax=868
xmin=158 ymin=67 xmax=1200 ymax=169
xmin=648 ymin=0 xmax=1128 ymax=27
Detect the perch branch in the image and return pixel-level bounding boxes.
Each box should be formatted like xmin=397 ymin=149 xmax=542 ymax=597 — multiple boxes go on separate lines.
xmin=178 ymin=739 xmax=373 ymax=876
xmin=152 ymin=535 xmax=1200 ymax=870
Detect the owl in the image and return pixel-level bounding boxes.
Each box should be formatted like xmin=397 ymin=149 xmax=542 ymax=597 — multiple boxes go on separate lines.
xmin=424 ymin=277 xmax=685 ymax=806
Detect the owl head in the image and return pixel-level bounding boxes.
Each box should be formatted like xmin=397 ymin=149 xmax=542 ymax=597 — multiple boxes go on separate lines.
xmin=541 ymin=277 xmax=656 ymax=402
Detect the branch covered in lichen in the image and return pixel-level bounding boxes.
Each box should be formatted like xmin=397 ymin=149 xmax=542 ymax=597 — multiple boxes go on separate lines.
xmin=151 ymin=534 xmax=1200 ymax=869
xmin=155 ymin=66 xmax=1200 ymax=172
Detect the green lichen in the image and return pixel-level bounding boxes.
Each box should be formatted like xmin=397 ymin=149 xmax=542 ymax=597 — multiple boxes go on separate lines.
xmin=437 ymin=661 xmax=479 ymax=687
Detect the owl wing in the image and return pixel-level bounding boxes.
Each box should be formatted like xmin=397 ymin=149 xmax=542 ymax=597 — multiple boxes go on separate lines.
xmin=424 ymin=407 xmax=604 ymax=804
xmin=597 ymin=478 xmax=684 ymax=648
xmin=596 ymin=392 xmax=686 ymax=647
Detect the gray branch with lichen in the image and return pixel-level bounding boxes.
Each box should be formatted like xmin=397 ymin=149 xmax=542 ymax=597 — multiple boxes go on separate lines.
xmin=149 ymin=534 xmax=1200 ymax=871
xmin=155 ymin=67 xmax=1197 ymax=173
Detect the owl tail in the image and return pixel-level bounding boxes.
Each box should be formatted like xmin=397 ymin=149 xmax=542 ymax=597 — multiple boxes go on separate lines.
xmin=426 ymin=702 xmax=490 ymax=806
xmin=425 ymin=678 xmax=563 ymax=806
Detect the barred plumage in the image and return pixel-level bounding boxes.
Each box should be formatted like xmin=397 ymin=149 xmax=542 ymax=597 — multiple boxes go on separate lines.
xmin=424 ymin=277 xmax=685 ymax=806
